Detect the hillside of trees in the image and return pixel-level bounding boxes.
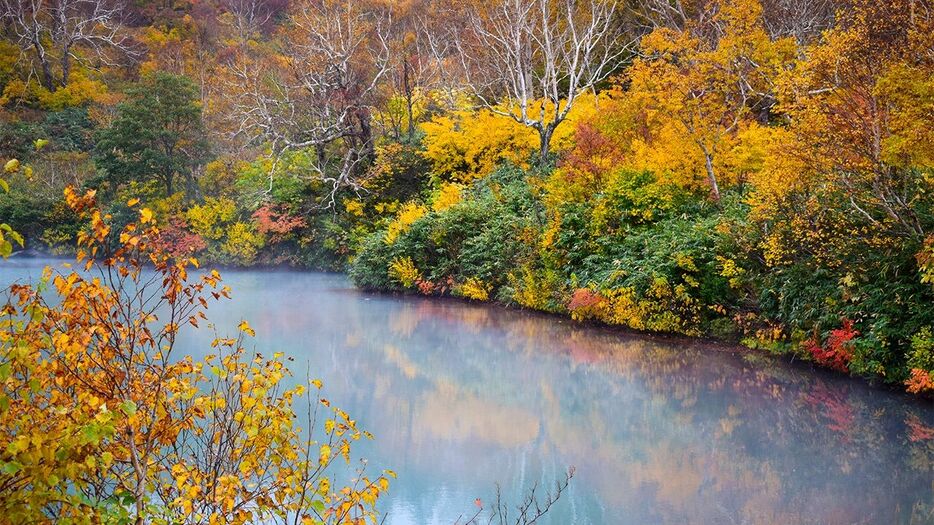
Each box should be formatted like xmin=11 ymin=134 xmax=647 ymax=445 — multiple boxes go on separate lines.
xmin=0 ymin=0 xmax=932 ymax=394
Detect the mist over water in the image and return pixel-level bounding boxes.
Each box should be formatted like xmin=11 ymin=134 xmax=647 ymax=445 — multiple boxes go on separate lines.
xmin=2 ymin=259 xmax=933 ymax=525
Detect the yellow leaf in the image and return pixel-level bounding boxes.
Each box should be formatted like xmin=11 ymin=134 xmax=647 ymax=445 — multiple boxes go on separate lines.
xmin=318 ymin=444 xmax=331 ymax=466
xmin=238 ymin=320 xmax=255 ymax=337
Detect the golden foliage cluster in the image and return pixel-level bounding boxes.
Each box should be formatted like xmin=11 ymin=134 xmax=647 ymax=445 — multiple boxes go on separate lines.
xmin=0 ymin=189 xmax=392 ymax=523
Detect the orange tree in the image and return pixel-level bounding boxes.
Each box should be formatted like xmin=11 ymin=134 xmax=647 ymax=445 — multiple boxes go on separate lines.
xmin=0 ymin=188 xmax=392 ymax=524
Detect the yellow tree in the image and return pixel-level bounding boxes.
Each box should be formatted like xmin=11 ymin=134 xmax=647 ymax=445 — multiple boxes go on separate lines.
xmin=627 ymin=0 xmax=795 ymax=201
xmin=770 ymin=0 xmax=933 ymax=240
xmin=748 ymin=0 xmax=934 ymax=267
xmin=0 ymin=189 xmax=392 ymax=523
xmin=743 ymin=0 xmax=934 ymax=386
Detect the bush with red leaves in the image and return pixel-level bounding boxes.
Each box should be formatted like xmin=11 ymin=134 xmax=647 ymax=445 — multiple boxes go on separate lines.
xmin=154 ymin=217 xmax=206 ymax=257
xmin=804 ymin=319 xmax=859 ymax=373
xmin=252 ymin=205 xmax=306 ymax=242
xmin=567 ymin=288 xmax=607 ymax=320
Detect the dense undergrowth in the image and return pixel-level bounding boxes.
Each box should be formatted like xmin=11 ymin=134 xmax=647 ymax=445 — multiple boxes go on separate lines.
xmin=349 ymin=160 xmax=934 ymax=392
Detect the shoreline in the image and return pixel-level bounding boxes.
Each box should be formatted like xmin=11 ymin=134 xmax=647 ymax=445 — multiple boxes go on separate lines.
xmin=353 ymin=283 xmax=932 ymax=403
xmin=4 ymin=253 xmax=931 ymax=402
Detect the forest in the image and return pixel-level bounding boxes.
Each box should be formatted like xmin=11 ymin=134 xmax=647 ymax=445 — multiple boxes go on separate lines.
xmin=0 ymin=0 xmax=932 ymax=522
xmin=0 ymin=0 xmax=932 ymax=389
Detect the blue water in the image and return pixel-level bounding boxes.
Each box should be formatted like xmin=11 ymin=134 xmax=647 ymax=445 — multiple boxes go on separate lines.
xmin=2 ymin=258 xmax=933 ymax=524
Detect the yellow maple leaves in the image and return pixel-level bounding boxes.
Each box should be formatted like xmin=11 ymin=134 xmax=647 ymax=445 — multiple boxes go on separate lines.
xmin=432 ymin=182 xmax=464 ymax=212
xmin=421 ymin=109 xmax=537 ymax=183
xmin=456 ymin=277 xmax=491 ymax=301
xmin=419 ymin=94 xmax=600 ymax=184
xmin=186 ymin=196 xmax=266 ymax=264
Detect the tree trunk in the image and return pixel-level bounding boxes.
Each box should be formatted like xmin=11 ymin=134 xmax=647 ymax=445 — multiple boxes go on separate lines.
xmin=61 ymin=45 xmax=71 ymax=87
xmin=358 ymin=110 xmax=374 ymax=166
xmin=315 ymin=143 xmax=327 ymax=170
xmin=185 ymin=167 xmax=200 ymax=202
xmin=33 ymin=41 xmax=55 ymax=92
xmin=164 ymin=172 xmax=174 ymax=196
xmin=701 ymin=146 xmax=721 ymax=202
xmin=538 ymin=126 xmax=553 ymax=161
xmin=403 ymin=59 xmax=415 ymax=140
xmin=127 ymin=429 xmax=146 ymax=525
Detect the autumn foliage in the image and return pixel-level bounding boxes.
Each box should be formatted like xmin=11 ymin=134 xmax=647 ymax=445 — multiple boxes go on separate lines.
xmin=0 ymin=189 xmax=392 ymax=523
xmin=0 ymin=0 xmax=931 ymax=394
xmin=349 ymin=0 xmax=934 ymax=393
xmin=804 ymin=320 xmax=859 ymax=373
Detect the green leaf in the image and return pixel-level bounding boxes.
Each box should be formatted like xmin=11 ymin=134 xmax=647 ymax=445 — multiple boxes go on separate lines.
xmin=119 ymin=400 xmax=137 ymax=416
xmin=81 ymin=425 xmax=101 ymax=445
xmin=1 ymin=461 xmax=23 ymax=474
xmin=119 ymin=491 xmax=136 ymax=506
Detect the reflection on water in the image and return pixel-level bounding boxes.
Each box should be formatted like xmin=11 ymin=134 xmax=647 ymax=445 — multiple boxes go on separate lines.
xmin=2 ymin=260 xmax=933 ymax=524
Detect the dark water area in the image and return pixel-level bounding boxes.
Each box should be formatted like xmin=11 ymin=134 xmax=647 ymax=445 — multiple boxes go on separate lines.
xmin=2 ymin=259 xmax=933 ymax=524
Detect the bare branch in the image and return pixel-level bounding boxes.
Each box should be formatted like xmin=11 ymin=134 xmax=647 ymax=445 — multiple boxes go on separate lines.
xmin=450 ymin=0 xmax=634 ymax=158
xmin=0 ymin=0 xmax=138 ymax=90
xmin=222 ymin=0 xmax=391 ymax=205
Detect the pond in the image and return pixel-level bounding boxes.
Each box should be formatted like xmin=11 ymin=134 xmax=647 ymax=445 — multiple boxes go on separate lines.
xmin=2 ymin=258 xmax=933 ymax=524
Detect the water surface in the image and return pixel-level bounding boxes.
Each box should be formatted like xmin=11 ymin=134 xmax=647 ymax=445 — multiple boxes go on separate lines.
xmin=2 ymin=259 xmax=933 ymax=524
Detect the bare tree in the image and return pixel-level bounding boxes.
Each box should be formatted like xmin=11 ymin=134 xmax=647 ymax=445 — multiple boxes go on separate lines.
xmin=221 ymin=0 xmax=286 ymax=42
xmin=415 ymin=6 xmax=467 ymax=112
xmin=631 ymin=0 xmax=836 ymax=45
xmin=374 ymin=1 xmax=450 ymax=142
xmin=628 ymin=0 xmax=721 ymax=40
xmin=630 ymin=0 xmax=694 ymax=32
xmin=224 ymin=0 xmax=390 ymax=206
xmin=761 ymin=0 xmax=835 ymax=43
xmin=453 ymin=0 xmax=632 ymax=159
xmin=0 ymin=0 xmax=135 ymax=91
